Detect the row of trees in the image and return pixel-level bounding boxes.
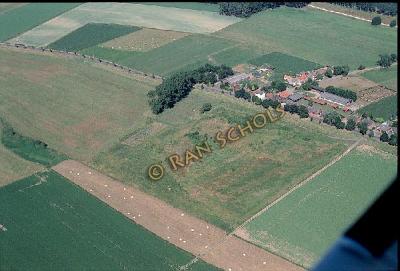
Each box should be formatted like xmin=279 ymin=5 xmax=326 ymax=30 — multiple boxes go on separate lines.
xmin=218 ymin=2 xmax=309 ymax=18
xmin=330 ymin=2 xmax=397 ymax=16
xmin=325 ymin=86 xmax=357 ymax=101
xmin=148 ymin=64 xmax=233 ymax=114
xmin=284 ymin=104 xmax=309 ymax=118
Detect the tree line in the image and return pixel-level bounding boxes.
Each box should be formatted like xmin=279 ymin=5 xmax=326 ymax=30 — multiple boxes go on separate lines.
xmin=148 ymin=64 xmax=233 ymax=114
xmin=325 ymin=86 xmax=357 ymax=102
xmin=218 ymin=2 xmax=310 ymax=18
xmin=330 ymin=2 xmax=397 ymax=16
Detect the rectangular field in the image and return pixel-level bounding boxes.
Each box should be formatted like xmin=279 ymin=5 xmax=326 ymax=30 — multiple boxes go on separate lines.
xmin=239 ymin=144 xmax=397 ymax=268
xmin=249 ymin=52 xmax=321 ymax=74
xmin=92 ymin=89 xmax=348 ymax=231
xmin=361 ymin=65 xmax=398 ymax=91
xmin=0 ymin=3 xmax=81 ymax=41
xmin=134 ymin=2 xmax=220 ymax=12
xmin=10 ymin=2 xmax=241 ymax=47
xmin=101 ymin=28 xmax=190 ymax=52
xmin=48 ymin=23 xmax=140 ymax=51
xmin=216 ymin=7 xmax=397 ymax=69
xmin=0 ymin=170 xmax=219 ymax=270
xmin=0 ymin=47 xmax=157 ymax=162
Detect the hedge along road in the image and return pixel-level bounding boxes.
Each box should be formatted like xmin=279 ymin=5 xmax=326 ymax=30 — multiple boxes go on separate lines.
xmin=53 ymin=160 xmax=304 ymax=271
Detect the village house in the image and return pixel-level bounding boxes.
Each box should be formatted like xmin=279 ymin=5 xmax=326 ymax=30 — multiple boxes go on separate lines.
xmin=374 ymin=122 xmax=394 ymax=137
xmin=222 ymin=73 xmax=252 ymax=90
xmin=288 ymin=92 xmax=303 ymax=102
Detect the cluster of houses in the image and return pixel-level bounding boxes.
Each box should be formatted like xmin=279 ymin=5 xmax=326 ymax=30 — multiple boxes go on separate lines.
xmin=216 ymin=66 xmax=397 ymax=140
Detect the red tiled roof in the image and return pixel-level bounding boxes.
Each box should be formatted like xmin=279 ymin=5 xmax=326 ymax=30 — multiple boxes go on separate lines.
xmin=277 ymin=90 xmax=290 ymax=99
xmin=266 ymin=93 xmax=274 ymax=99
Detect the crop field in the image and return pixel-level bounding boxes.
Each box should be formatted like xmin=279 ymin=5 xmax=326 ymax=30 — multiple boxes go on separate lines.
xmin=48 ymin=23 xmax=140 ymax=51
xmin=249 ymin=52 xmax=321 ymax=74
xmin=101 ymin=28 xmax=191 ymax=52
xmin=0 ymin=127 xmax=43 ymax=187
xmin=238 ymin=144 xmax=397 ymax=268
xmin=357 ymin=95 xmax=398 ymax=120
xmin=134 ymin=2 xmax=220 ymax=12
xmin=92 ymin=89 xmax=348 ymax=231
xmin=0 ymin=47 xmax=158 ymax=162
xmin=0 ymin=3 xmax=81 ymax=42
xmin=101 ymin=34 xmax=237 ymax=76
xmin=0 ymin=170 xmax=219 ymax=271
xmin=10 ymin=2 xmax=241 ymax=47
xmin=361 ymin=65 xmax=398 ymax=91
xmin=216 ymin=7 xmax=397 ymax=69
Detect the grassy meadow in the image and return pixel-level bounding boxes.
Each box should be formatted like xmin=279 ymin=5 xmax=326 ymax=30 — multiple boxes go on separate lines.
xmin=48 ymin=23 xmax=140 ymax=51
xmin=0 ymin=171 xmax=219 ymax=270
xmin=0 ymin=47 xmax=157 ymax=162
xmin=357 ymin=95 xmax=398 ymax=120
xmin=0 ymin=3 xmax=81 ymax=41
xmin=241 ymin=145 xmax=397 ymax=268
xmin=92 ymin=89 xmax=348 ymax=231
xmin=361 ymin=65 xmax=398 ymax=91
xmin=216 ymin=7 xmax=397 ymax=69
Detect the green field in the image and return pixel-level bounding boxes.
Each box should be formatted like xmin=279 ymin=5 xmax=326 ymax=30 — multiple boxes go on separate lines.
xmin=357 ymin=95 xmax=398 ymax=120
xmin=10 ymin=2 xmax=241 ymax=47
xmin=361 ymin=65 xmax=398 ymax=91
xmin=133 ymin=2 xmax=220 ymax=12
xmin=48 ymin=23 xmax=140 ymax=51
xmin=0 ymin=170 xmax=219 ymax=270
xmin=92 ymin=89 xmax=348 ymax=231
xmin=217 ymin=7 xmax=397 ymax=69
xmin=0 ymin=3 xmax=81 ymax=41
xmin=241 ymin=146 xmax=397 ymax=268
xmin=249 ymin=52 xmax=321 ymax=74
xmin=0 ymin=47 xmax=157 ymax=162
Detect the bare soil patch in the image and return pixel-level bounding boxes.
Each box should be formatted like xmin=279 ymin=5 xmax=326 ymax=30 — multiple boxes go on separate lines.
xmin=319 ymin=75 xmax=378 ymax=92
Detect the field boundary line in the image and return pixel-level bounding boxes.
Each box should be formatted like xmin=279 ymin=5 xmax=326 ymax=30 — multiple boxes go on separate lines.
xmin=308 ymin=4 xmax=396 ymax=28
xmin=233 ymin=137 xmax=364 ymax=233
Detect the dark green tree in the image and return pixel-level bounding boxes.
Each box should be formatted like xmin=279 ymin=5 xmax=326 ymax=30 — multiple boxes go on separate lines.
xmin=380 ymin=131 xmax=389 ymax=142
xmin=200 ymin=103 xmax=212 ymax=113
xmin=371 ymin=16 xmax=382 ymax=25
xmin=345 ymin=118 xmax=356 ymax=131
xmin=358 ymin=122 xmax=368 ymax=135
xmin=389 ymin=20 xmax=397 ymax=27
xmin=389 ymin=134 xmax=397 ymax=145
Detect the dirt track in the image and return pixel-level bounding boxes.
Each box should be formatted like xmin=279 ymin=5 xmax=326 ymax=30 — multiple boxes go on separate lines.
xmin=53 ymin=160 xmax=303 ymax=271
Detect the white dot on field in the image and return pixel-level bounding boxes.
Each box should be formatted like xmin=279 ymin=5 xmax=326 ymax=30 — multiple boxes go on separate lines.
xmin=263 ymin=262 xmax=266 ymax=265
xmin=88 ymin=171 xmax=92 ymax=175
xmin=124 ymin=188 xmax=126 ymax=191
xmin=123 ymin=197 xmax=126 ymax=200
xmin=242 ymin=253 xmax=246 ymax=256
xmin=104 ymin=184 xmax=108 ymax=187
xmin=181 ymin=213 xmax=184 ymax=216
xmin=183 ymin=240 xmax=186 ymax=243
xmin=179 ymin=238 xmax=182 ymax=241
xmin=130 ymin=196 xmax=134 ymax=199
xmin=108 ymin=195 xmax=111 ymax=198
xmin=77 ymin=173 xmax=80 ymax=176
xmin=190 ymin=229 xmax=194 ymax=232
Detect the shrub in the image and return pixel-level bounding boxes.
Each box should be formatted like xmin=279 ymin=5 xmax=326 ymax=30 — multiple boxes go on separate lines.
xmin=371 ymin=16 xmax=382 ymax=25
xmin=345 ymin=118 xmax=356 ymax=131
xmin=389 ymin=134 xmax=397 ymax=145
xmin=380 ymin=131 xmax=389 ymax=142
xmin=389 ymin=20 xmax=396 ymax=27
xmin=325 ymin=69 xmax=333 ymax=78
xmin=358 ymin=65 xmax=366 ymax=70
xmin=200 ymin=103 xmax=212 ymax=113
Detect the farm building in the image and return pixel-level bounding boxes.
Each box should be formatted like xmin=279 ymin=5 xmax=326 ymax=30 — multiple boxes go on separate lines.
xmin=311 ymin=85 xmax=325 ymax=92
xmin=319 ymin=92 xmax=351 ymax=106
xmin=222 ymin=73 xmax=251 ymax=86
xmin=288 ymin=93 xmax=303 ymax=102
xmin=375 ymin=122 xmax=394 ymax=137
xmin=255 ymin=92 xmax=266 ymax=100
xmin=277 ymin=90 xmax=291 ymax=100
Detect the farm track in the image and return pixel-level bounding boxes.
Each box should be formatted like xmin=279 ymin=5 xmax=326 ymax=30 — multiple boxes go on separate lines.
xmin=308 ymin=4 xmax=396 ymax=27
xmin=53 ymin=160 xmax=304 ymax=271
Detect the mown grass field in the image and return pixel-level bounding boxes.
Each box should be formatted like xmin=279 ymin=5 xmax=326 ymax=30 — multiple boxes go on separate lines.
xmin=361 ymin=65 xmax=398 ymax=91
xmin=357 ymin=95 xmax=398 ymax=120
xmin=48 ymin=23 xmax=140 ymax=51
xmin=0 ymin=127 xmax=43 ymax=187
xmin=10 ymin=2 xmax=241 ymax=47
xmin=0 ymin=170 xmax=219 ymax=271
xmin=92 ymin=89 xmax=348 ymax=231
xmin=241 ymin=145 xmax=397 ymax=268
xmin=0 ymin=47 xmax=157 ymax=162
xmin=0 ymin=3 xmax=81 ymax=41
xmin=0 ymin=3 xmax=27 ymax=14
xmin=249 ymin=52 xmax=321 ymax=74
xmin=216 ymin=7 xmax=397 ymax=69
